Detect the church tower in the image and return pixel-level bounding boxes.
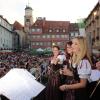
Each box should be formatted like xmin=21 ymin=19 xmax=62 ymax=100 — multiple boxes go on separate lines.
xmin=24 ymin=4 xmax=33 ymax=33
xmin=24 ymin=0 xmax=33 ymax=48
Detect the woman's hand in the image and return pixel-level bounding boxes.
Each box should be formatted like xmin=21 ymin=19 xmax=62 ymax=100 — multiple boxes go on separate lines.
xmin=62 ymin=67 xmax=73 ymax=76
xmin=47 ymin=66 xmax=51 ymax=75
xmin=59 ymin=69 xmax=63 ymax=74
xmin=59 ymin=84 xmax=67 ymax=91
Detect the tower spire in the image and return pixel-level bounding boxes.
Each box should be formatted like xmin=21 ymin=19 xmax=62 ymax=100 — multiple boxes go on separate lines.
xmin=27 ymin=0 xmax=30 ymax=7
xmin=28 ymin=0 xmax=29 ymax=6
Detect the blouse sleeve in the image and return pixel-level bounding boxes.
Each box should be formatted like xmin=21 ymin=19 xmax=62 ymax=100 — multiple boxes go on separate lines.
xmin=77 ymin=59 xmax=92 ymax=79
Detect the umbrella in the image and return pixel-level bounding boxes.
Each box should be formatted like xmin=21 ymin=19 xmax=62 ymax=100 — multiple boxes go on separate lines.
xmin=0 ymin=68 xmax=45 ymax=100
xmin=36 ymin=48 xmax=44 ymax=52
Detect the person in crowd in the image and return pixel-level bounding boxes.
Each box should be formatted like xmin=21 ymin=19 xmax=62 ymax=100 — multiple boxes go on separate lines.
xmin=88 ymin=60 xmax=100 ymax=100
xmin=59 ymin=36 xmax=92 ymax=100
xmin=45 ymin=45 xmax=66 ymax=100
xmin=90 ymin=61 xmax=100 ymax=82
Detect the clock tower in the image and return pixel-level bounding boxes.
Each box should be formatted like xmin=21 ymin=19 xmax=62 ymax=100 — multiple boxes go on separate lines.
xmin=24 ymin=5 xmax=33 ymax=33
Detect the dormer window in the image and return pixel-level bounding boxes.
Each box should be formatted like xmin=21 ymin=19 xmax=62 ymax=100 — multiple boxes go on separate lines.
xmin=32 ymin=29 xmax=35 ymax=32
xmin=63 ymin=29 xmax=66 ymax=32
xmin=56 ymin=29 xmax=59 ymax=32
xmin=37 ymin=29 xmax=40 ymax=32
xmin=49 ymin=29 xmax=52 ymax=32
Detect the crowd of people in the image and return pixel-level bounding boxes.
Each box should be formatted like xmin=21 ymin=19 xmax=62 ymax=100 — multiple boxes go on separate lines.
xmin=0 ymin=36 xmax=100 ymax=100
xmin=0 ymin=52 xmax=49 ymax=82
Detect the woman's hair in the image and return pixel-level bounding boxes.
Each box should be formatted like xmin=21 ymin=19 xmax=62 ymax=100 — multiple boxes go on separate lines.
xmin=72 ymin=36 xmax=92 ymax=65
xmin=51 ymin=45 xmax=60 ymax=56
xmin=52 ymin=45 xmax=60 ymax=50
xmin=65 ymin=41 xmax=72 ymax=58
xmin=65 ymin=41 xmax=72 ymax=52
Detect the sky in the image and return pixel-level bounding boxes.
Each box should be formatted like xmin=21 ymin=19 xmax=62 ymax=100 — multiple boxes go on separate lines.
xmin=0 ymin=0 xmax=98 ymax=25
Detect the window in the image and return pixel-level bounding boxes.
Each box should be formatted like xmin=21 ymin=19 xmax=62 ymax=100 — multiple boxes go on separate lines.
xmin=61 ymin=35 xmax=65 ymax=38
xmin=43 ymin=42 xmax=46 ymax=46
xmin=56 ymin=29 xmax=59 ymax=32
xmin=97 ymin=28 xmax=99 ymax=40
xmin=32 ymin=42 xmax=35 ymax=45
xmin=1 ymin=38 xmax=2 ymax=43
xmin=47 ymin=42 xmax=51 ymax=46
xmin=64 ymin=35 xmax=68 ymax=38
xmin=49 ymin=29 xmax=52 ymax=32
xmin=37 ymin=35 xmax=40 ymax=38
xmin=97 ymin=28 xmax=99 ymax=36
xmin=75 ymin=32 xmax=79 ymax=36
xmin=63 ymin=29 xmax=66 ymax=32
xmin=37 ymin=29 xmax=40 ymax=32
xmin=71 ymin=32 xmax=75 ymax=36
xmin=26 ymin=19 xmax=30 ymax=22
xmin=40 ymin=42 xmax=43 ymax=46
xmin=56 ymin=35 xmax=60 ymax=38
xmin=36 ymin=42 xmax=39 ymax=45
xmin=43 ymin=35 xmax=46 ymax=38
xmin=57 ymin=42 xmax=61 ymax=45
xmin=33 ymin=36 xmax=36 ymax=38
xmin=52 ymin=35 xmax=55 ymax=38
xmin=47 ymin=35 xmax=50 ymax=38
xmin=93 ymin=30 xmax=96 ymax=38
xmin=32 ymin=29 xmax=35 ymax=32
xmin=0 ymin=18 xmax=2 ymax=23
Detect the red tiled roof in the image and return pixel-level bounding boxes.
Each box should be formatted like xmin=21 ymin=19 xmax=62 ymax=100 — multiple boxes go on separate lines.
xmin=31 ymin=19 xmax=70 ymax=34
xmin=44 ymin=21 xmax=70 ymax=33
xmin=13 ymin=21 xmax=23 ymax=30
xmin=31 ymin=20 xmax=44 ymax=28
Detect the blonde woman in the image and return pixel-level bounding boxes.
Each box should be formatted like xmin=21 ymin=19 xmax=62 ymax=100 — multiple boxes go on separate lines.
xmin=59 ymin=36 xmax=92 ymax=100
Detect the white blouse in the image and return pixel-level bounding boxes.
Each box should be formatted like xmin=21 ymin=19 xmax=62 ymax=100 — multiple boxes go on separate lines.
xmin=73 ymin=59 xmax=92 ymax=79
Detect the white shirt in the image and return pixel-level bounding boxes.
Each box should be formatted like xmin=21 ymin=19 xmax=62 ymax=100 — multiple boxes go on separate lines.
xmin=73 ymin=59 xmax=92 ymax=79
xmin=89 ymin=69 xmax=100 ymax=82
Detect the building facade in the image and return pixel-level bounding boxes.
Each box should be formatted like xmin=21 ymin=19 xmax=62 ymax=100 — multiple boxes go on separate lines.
xmin=24 ymin=5 xmax=34 ymax=48
xmin=13 ymin=21 xmax=27 ymax=50
xmin=24 ymin=5 xmax=33 ymax=33
xmin=69 ymin=23 xmax=79 ymax=39
xmin=85 ymin=2 xmax=100 ymax=52
xmin=29 ymin=17 xmax=70 ymax=49
xmin=77 ymin=18 xmax=86 ymax=37
xmin=24 ymin=6 xmax=79 ymax=50
xmin=0 ymin=15 xmax=19 ymax=52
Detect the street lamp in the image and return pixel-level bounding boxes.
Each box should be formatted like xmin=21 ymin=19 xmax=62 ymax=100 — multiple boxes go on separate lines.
xmin=93 ymin=11 xmax=97 ymax=17
xmin=52 ymin=42 xmax=56 ymax=46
